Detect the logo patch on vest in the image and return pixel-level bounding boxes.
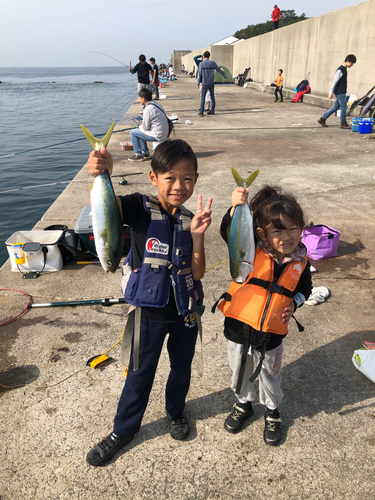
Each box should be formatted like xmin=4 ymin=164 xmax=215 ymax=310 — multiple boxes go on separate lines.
xmin=289 ymin=262 xmax=303 ymax=280
xmin=146 ymin=238 xmax=169 ymax=255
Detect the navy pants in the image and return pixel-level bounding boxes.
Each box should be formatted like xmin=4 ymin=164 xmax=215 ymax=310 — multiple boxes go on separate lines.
xmin=113 ymin=310 xmax=198 ymax=436
xmin=200 ymin=84 xmax=215 ymax=114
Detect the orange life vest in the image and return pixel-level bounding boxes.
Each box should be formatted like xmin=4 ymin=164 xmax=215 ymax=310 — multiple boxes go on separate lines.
xmin=218 ymin=248 xmax=308 ymax=334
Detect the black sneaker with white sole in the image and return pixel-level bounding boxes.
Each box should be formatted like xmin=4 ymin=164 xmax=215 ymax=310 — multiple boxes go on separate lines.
xmin=128 ymin=155 xmax=146 ymax=162
xmin=263 ymin=408 xmax=282 ymax=446
xmin=86 ymin=433 xmax=134 ymax=466
xmin=224 ymin=401 xmax=254 ymax=434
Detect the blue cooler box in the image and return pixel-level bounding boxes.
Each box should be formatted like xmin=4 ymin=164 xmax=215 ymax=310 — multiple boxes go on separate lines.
xmin=359 ymin=118 xmax=374 ymax=134
xmin=351 ymin=117 xmax=361 ymax=132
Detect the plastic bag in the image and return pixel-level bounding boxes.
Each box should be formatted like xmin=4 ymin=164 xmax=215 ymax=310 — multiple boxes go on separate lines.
xmin=352 ymin=350 xmax=375 ymax=383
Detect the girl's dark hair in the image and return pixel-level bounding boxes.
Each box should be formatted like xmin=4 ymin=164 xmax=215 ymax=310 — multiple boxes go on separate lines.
xmin=250 ymin=185 xmax=305 ymax=233
xmin=151 ymin=139 xmax=198 ymax=175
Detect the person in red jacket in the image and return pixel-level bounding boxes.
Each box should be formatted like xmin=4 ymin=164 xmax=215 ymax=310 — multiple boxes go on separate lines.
xmin=272 ymin=5 xmax=281 ymax=30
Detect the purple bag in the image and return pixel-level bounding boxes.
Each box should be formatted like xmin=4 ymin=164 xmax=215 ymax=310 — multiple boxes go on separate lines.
xmin=301 ymin=224 xmax=340 ymax=260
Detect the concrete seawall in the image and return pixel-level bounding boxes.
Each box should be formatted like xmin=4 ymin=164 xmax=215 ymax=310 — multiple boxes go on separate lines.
xmin=1 ymin=76 xmax=375 ymax=499
xmin=182 ymin=0 xmax=375 ymax=99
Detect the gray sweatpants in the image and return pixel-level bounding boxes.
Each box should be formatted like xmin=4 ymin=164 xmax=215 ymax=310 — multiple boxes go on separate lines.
xmin=138 ymin=83 xmax=152 ymax=93
xmin=227 ymin=339 xmax=284 ymax=410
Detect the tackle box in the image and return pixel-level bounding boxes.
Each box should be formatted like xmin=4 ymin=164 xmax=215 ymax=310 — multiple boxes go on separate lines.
xmin=74 ymin=205 xmax=97 ymax=256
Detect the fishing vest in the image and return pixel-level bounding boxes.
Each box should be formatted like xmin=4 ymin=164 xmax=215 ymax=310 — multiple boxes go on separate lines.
xmin=217 ymin=248 xmax=308 ymax=335
xmin=121 ymin=195 xmax=204 ymax=317
xmin=333 ymin=65 xmax=347 ymax=95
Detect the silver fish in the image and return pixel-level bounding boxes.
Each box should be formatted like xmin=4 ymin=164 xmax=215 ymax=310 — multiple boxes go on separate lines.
xmin=81 ymin=122 xmax=123 ymax=273
xmin=228 ymin=167 xmax=260 ymax=283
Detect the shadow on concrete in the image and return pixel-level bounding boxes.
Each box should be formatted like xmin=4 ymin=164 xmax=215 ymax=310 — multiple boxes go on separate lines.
xmin=195 ymin=151 xmax=225 ymax=158
xmin=103 ymin=328 xmax=375 ymax=463
xmin=337 ymin=239 xmax=366 ymax=257
xmin=310 ymin=241 xmax=368 ymax=273
xmin=0 ymin=364 xmax=40 ymax=394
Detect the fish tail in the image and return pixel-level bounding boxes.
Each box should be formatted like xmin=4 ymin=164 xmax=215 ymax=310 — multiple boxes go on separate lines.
xmin=231 ymin=167 xmax=260 ymax=188
xmin=81 ymin=121 xmax=116 ymax=151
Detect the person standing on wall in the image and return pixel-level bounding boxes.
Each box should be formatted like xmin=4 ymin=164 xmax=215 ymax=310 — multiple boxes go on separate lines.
xmin=129 ymin=55 xmax=153 ymax=93
xmin=150 ymin=57 xmax=160 ymax=100
xmin=272 ymin=5 xmax=281 ymax=30
xmin=196 ymin=51 xmax=227 ymax=116
xmin=317 ymin=54 xmax=357 ymax=130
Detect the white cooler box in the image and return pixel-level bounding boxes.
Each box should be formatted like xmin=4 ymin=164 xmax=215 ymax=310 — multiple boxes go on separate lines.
xmin=5 ymin=230 xmax=64 ymax=272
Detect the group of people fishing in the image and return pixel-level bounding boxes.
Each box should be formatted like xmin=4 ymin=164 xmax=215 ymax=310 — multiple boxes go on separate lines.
xmin=85 ymin=92 xmax=312 ymax=465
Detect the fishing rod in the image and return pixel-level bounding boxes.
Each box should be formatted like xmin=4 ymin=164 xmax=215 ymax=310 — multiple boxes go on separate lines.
xmin=0 ymin=173 xmax=143 ymax=194
xmin=0 ymin=126 xmax=137 ymax=159
xmin=30 ymin=297 xmax=126 ymax=308
xmin=85 ymin=51 xmax=130 ymax=68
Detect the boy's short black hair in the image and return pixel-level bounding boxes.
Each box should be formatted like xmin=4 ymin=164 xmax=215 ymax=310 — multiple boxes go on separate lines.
xmin=279 ymin=69 xmax=283 ymax=73
xmin=139 ymin=54 xmax=146 ymax=62
xmin=203 ymin=51 xmax=210 ymax=58
xmin=345 ymin=54 xmax=357 ymax=63
xmin=150 ymin=57 xmax=155 ymax=63
xmin=151 ymin=139 xmax=198 ymax=175
xmin=138 ymin=88 xmax=152 ymax=101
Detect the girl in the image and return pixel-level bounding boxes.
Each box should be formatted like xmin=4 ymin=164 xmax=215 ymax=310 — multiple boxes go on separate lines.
xmin=217 ymin=185 xmax=312 ymax=446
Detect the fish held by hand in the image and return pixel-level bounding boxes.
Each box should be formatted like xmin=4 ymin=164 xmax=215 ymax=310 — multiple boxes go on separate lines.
xmin=228 ymin=167 xmax=260 ymax=283
xmin=81 ymin=122 xmax=123 ymax=273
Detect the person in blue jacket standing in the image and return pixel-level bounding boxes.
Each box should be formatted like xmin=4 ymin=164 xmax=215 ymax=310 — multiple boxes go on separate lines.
xmin=197 ymin=51 xmax=227 ymax=116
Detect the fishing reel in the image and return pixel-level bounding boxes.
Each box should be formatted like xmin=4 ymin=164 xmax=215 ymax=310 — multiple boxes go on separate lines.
xmin=118 ymin=176 xmax=129 ymax=186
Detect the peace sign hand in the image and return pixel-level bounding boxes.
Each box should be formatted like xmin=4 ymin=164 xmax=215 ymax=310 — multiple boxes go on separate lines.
xmin=191 ymin=194 xmax=213 ymax=236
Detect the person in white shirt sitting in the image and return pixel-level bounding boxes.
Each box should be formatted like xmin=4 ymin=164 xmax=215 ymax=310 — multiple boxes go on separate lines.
xmin=129 ymin=88 xmax=170 ymax=162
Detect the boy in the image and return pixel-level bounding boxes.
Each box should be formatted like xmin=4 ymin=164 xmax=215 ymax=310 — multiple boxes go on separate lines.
xmin=318 ymin=54 xmax=357 ymax=129
xmin=274 ymin=69 xmax=283 ymax=102
xmin=128 ymin=88 xmax=169 ymax=161
xmin=149 ymin=57 xmax=159 ymax=100
xmin=86 ymin=139 xmax=212 ymax=466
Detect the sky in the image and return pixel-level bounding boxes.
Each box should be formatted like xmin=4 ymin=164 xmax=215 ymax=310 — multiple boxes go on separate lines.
xmin=0 ymin=0 xmax=368 ymax=67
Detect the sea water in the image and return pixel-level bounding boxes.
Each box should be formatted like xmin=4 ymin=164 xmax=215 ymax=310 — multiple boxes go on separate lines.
xmin=0 ymin=67 xmax=138 ymax=267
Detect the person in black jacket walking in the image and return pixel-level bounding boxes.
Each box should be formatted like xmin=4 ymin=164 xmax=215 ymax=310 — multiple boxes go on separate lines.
xmin=318 ymin=54 xmax=356 ymax=129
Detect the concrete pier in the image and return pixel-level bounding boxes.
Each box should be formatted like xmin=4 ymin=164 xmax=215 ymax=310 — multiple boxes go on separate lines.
xmin=1 ymin=75 xmax=374 ymax=500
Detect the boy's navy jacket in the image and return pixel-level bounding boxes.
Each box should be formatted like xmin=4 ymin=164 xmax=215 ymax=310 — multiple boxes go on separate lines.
xmin=120 ymin=193 xmax=203 ymax=321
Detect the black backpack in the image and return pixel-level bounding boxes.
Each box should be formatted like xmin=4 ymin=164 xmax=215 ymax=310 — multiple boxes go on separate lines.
xmin=296 ymin=80 xmax=309 ymax=92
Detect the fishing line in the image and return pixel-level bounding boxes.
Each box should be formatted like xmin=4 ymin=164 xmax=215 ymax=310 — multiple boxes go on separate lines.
xmin=84 ymin=51 xmax=130 ymax=68
xmin=105 ymin=88 xmax=139 ymax=108
xmin=0 ymin=173 xmax=143 ymax=194
xmin=111 ymin=90 xmax=140 ymax=122
xmin=0 ymin=178 xmax=93 ymax=194
xmin=0 ymin=126 xmax=137 ymax=159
